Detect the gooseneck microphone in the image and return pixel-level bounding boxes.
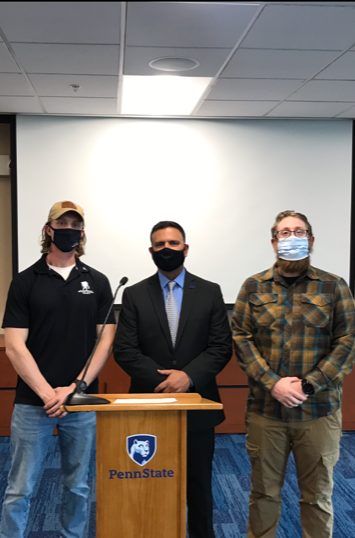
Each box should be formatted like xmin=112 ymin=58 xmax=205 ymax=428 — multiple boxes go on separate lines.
xmin=63 ymin=276 xmax=129 ymax=408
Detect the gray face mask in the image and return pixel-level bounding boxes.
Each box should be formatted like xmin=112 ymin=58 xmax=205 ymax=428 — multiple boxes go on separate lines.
xmin=278 ymin=236 xmax=309 ymax=261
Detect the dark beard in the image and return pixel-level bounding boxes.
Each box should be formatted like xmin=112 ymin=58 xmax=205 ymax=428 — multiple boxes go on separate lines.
xmin=276 ymin=256 xmax=310 ymax=275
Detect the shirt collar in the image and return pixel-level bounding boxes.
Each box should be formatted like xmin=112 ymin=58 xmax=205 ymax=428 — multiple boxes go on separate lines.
xmin=33 ymin=254 xmax=51 ymax=274
xmin=307 ymin=266 xmax=320 ymax=280
xmin=260 ymin=265 xmax=276 ymax=281
xmin=34 ymin=254 xmax=90 ymax=275
xmin=260 ymin=263 xmax=319 ymax=282
xmin=158 ymin=268 xmax=186 ymax=291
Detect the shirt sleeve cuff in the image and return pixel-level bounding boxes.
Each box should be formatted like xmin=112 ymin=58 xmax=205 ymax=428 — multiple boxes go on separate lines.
xmin=187 ymin=375 xmax=194 ymax=388
xmin=259 ymin=371 xmax=280 ymax=392
xmin=305 ymin=370 xmax=327 ymax=393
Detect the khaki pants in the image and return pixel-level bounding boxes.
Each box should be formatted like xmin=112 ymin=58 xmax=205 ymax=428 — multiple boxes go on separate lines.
xmin=245 ymin=409 xmax=342 ymax=538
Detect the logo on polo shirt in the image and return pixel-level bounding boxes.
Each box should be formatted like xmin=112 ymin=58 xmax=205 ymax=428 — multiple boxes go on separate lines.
xmin=78 ymin=281 xmax=94 ymax=294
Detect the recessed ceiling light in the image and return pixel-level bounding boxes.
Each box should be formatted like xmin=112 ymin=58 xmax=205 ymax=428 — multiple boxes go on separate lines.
xmin=121 ymin=75 xmax=212 ymax=116
xmin=149 ymin=57 xmax=199 ymax=72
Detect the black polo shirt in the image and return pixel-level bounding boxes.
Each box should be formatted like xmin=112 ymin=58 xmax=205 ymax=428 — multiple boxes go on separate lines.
xmin=2 ymin=255 xmax=116 ymax=406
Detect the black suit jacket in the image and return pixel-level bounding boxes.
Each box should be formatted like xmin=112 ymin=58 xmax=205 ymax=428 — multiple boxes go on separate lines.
xmin=114 ymin=270 xmax=232 ymax=432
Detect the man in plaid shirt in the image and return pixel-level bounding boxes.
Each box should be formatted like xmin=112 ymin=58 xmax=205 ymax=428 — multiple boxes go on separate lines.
xmin=232 ymin=210 xmax=355 ymax=538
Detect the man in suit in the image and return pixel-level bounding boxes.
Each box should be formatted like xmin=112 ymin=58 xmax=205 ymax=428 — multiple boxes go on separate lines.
xmin=114 ymin=221 xmax=232 ymax=538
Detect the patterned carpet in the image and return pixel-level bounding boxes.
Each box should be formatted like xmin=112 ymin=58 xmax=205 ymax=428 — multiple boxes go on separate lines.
xmin=0 ymin=432 xmax=354 ymax=537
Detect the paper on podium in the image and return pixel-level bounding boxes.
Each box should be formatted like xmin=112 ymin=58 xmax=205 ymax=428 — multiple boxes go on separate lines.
xmin=113 ymin=397 xmax=177 ymax=404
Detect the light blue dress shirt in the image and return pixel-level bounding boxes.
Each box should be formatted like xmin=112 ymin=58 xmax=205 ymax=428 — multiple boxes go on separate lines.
xmin=157 ymin=268 xmax=193 ymax=386
xmin=158 ymin=268 xmax=186 ymax=316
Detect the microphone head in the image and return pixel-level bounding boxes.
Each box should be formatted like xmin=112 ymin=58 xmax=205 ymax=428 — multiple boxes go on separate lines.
xmin=120 ymin=276 xmax=129 ymax=286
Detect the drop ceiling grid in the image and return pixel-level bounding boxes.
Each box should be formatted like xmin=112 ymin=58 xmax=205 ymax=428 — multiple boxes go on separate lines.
xmin=208 ymin=2 xmax=355 ymax=118
xmin=0 ymin=2 xmax=354 ymax=117
xmin=0 ymin=1 xmax=122 ymax=114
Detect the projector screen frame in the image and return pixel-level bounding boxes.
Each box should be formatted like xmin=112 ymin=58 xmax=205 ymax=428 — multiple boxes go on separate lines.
xmin=0 ymin=115 xmax=18 ymax=278
xmin=349 ymin=122 xmax=355 ymax=296
xmin=7 ymin=116 xmax=355 ymax=308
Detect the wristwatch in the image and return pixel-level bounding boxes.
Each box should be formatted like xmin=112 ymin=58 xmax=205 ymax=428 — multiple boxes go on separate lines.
xmin=301 ymin=379 xmax=315 ymax=395
xmin=74 ymin=378 xmax=87 ymax=392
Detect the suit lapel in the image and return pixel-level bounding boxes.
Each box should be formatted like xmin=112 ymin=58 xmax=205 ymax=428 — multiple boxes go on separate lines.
xmin=147 ymin=273 xmax=173 ymax=349
xmin=175 ymin=271 xmax=196 ymax=349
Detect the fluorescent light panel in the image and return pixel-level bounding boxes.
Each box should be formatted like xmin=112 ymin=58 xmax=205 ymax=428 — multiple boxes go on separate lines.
xmin=121 ymin=75 xmax=212 ymax=115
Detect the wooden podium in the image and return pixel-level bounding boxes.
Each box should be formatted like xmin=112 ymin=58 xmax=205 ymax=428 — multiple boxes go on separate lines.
xmin=64 ymin=393 xmax=222 ymax=538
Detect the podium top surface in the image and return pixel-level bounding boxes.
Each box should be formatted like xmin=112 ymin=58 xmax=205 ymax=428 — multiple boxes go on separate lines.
xmin=62 ymin=393 xmax=223 ymax=413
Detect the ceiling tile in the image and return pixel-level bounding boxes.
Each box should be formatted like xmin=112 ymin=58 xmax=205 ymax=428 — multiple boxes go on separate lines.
xmin=0 ymin=2 xmax=120 ymax=44
xmin=126 ymin=2 xmax=260 ymax=48
xmin=316 ymin=51 xmax=355 ymax=79
xmin=222 ymin=49 xmax=340 ymax=79
xmin=336 ymin=104 xmax=355 ymax=117
xmin=11 ymin=44 xmax=119 ymax=75
xmin=0 ymin=96 xmax=42 ymax=113
xmin=289 ymin=80 xmax=355 ymax=101
xmin=207 ymin=79 xmax=305 ymax=101
xmin=0 ymin=42 xmax=20 ymax=72
xmin=242 ymin=4 xmax=355 ymax=50
xmin=0 ymin=73 xmax=33 ymax=95
xmin=124 ymin=47 xmax=231 ymax=77
xmin=40 ymin=97 xmax=118 ymax=115
xmin=28 ymin=74 xmax=118 ymax=98
xmin=195 ymin=100 xmax=277 ymax=117
xmin=267 ymin=101 xmax=354 ymax=117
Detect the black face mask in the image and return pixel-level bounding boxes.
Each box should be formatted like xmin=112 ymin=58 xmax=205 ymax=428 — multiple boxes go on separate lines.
xmin=50 ymin=226 xmax=82 ymax=253
xmin=152 ymin=247 xmax=185 ymax=272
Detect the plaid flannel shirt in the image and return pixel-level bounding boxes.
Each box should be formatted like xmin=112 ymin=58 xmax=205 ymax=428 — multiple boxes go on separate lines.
xmin=232 ymin=265 xmax=355 ymax=422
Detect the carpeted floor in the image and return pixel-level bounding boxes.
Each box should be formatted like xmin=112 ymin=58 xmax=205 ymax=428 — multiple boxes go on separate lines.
xmin=0 ymin=432 xmax=354 ymax=537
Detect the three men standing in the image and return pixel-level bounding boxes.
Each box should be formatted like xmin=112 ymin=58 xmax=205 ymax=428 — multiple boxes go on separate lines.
xmin=114 ymin=221 xmax=232 ymax=538
xmin=0 ymin=201 xmax=115 ymax=538
xmin=2 ymin=206 xmax=354 ymax=538
xmin=232 ymin=210 xmax=355 ymax=538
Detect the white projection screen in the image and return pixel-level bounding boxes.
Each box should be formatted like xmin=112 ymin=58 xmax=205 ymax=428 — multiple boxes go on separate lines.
xmin=16 ymin=116 xmax=352 ymax=304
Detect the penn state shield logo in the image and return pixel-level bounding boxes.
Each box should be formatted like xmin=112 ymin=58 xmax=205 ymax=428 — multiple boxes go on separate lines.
xmin=127 ymin=434 xmax=157 ymax=466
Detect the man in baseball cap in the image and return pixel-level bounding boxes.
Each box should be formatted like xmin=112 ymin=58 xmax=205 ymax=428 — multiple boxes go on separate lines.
xmin=0 ymin=200 xmax=116 ymax=538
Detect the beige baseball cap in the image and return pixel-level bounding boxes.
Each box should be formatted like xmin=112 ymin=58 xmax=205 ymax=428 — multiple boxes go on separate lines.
xmin=48 ymin=201 xmax=85 ymax=222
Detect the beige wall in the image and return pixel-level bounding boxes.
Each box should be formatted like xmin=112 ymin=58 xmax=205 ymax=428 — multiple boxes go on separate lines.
xmin=0 ymin=124 xmax=12 ymax=334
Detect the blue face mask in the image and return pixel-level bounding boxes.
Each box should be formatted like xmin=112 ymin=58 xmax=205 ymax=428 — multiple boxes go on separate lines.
xmin=277 ymin=236 xmax=309 ymax=261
